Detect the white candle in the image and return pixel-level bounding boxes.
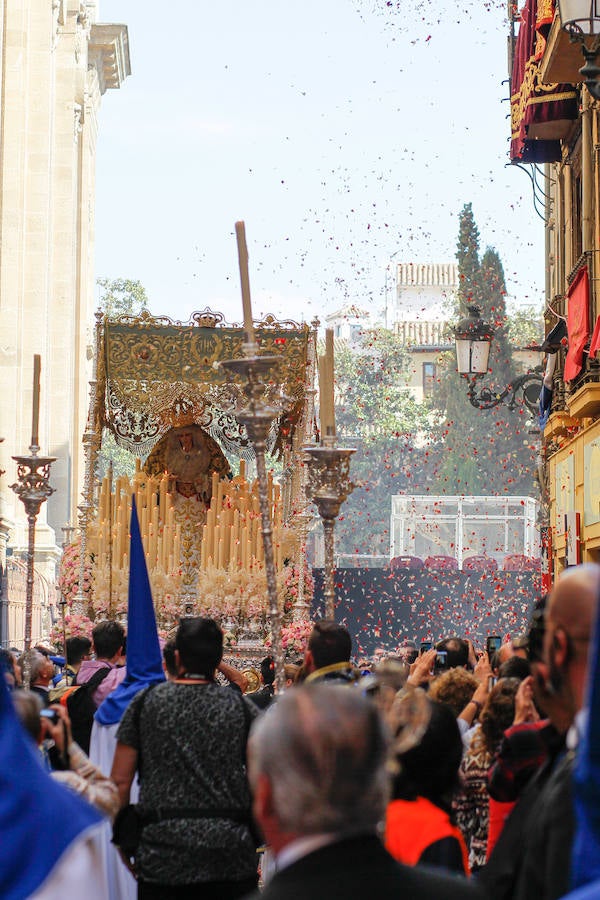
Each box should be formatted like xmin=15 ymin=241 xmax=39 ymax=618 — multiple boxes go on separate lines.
xmin=31 ymin=354 xmax=41 ymax=447
xmin=325 ymin=328 xmax=336 ymax=436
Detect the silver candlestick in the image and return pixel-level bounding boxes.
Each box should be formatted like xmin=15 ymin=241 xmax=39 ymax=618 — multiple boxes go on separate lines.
xmin=221 ymin=342 xmax=286 ymax=693
xmin=11 ymin=445 xmax=55 ymax=686
xmin=304 ymin=438 xmax=355 ymax=620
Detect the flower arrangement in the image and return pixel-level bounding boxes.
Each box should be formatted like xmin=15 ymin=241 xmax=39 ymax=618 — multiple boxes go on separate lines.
xmin=266 ymin=619 xmax=313 ymax=658
xmin=153 ymin=584 xmax=184 ymax=631
xmin=91 ymin=562 xmax=182 ymax=630
xmin=280 ymin=563 xmax=314 ymax=614
xmin=195 ymin=567 xmax=270 ymax=622
xmin=58 ymin=538 xmax=93 ymax=610
xmin=49 ymin=611 xmax=94 ymax=648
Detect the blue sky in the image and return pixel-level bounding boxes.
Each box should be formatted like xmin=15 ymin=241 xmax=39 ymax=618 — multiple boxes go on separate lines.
xmin=95 ymin=0 xmax=544 ymax=327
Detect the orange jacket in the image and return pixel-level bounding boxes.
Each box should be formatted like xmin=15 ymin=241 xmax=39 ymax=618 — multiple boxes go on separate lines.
xmin=385 ymin=797 xmax=470 ymax=875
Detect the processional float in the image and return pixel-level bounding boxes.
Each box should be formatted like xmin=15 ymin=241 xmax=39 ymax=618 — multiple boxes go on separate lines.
xmin=61 ymin=223 xmax=355 ymax=685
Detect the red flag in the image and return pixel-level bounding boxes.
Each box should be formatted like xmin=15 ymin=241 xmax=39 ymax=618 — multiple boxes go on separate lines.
xmin=564 ymin=266 xmax=590 ymax=382
xmin=589 ymin=314 xmax=600 ymax=359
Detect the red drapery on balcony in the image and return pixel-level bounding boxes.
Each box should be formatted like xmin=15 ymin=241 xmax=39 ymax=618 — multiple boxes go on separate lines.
xmin=511 ymin=0 xmax=577 ymax=163
xmin=588 ymin=315 xmax=600 ymax=359
xmin=564 ymin=266 xmax=590 ymax=382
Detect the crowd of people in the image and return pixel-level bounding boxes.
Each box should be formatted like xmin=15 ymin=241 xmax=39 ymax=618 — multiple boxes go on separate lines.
xmin=3 ymin=560 xmax=600 ymax=898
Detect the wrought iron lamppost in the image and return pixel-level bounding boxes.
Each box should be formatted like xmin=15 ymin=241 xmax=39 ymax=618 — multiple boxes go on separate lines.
xmin=73 ymin=311 xmax=104 ymax=616
xmin=10 ymin=356 xmax=55 ymax=687
xmin=453 ymin=305 xmax=544 ymax=415
xmin=557 ymin=0 xmax=600 ymax=100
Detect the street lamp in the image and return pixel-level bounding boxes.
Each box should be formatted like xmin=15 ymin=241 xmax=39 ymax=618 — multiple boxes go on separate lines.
xmin=557 ymin=0 xmax=600 ymax=100
xmin=454 ymin=304 xmax=494 ymax=376
xmin=453 ymin=305 xmax=544 ymax=414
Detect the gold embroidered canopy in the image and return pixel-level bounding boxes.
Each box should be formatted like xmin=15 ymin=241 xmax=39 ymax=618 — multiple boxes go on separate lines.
xmin=97 ymin=308 xmax=313 ymax=460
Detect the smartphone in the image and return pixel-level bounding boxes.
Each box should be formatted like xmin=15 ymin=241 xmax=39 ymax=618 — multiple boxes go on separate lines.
xmin=486 ymin=635 xmax=502 ymax=657
xmin=420 ymin=641 xmax=432 ymax=654
xmin=434 ymin=651 xmax=448 ymax=672
xmin=40 ymin=709 xmax=59 ymax=725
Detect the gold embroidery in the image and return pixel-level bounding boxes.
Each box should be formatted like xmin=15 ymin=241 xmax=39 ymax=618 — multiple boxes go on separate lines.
xmin=98 ymin=309 xmax=312 ymax=459
xmin=511 ymin=56 xmax=577 ymax=141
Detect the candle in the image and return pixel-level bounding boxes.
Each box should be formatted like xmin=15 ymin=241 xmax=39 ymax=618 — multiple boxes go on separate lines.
xmin=321 ymin=328 xmax=336 ymax=437
xmin=235 ymin=221 xmax=255 ymax=343
xmin=201 ymin=529 xmax=207 ymax=568
xmin=319 ymin=352 xmax=335 ymax=437
xmin=229 ymin=516 xmax=237 ymax=566
xmin=31 ymin=354 xmax=41 ymax=447
xmin=159 ymin=473 xmax=168 ymax=522
xmin=174 ymin=527 xmax=181 ymax=567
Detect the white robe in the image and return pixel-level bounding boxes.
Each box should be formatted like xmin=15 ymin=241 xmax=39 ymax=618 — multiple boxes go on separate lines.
xmin=29 ymin=826 xmax=108 ymax=899
xmin=89 ymin=720 xmax=139 ymax=900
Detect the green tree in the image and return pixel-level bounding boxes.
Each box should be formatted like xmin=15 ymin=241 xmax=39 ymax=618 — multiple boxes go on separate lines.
xmin=96 ymin=429 xmax=137 ymax=480
xmin=97 ymin=277 xmax=149 ymax=317
xmin=333 ymin=329 xmax=440 ymax=556
xmin=507 ymin=305 xmax=544 ymax=348
xmin=95 ymin=277 xmax=150 ymax=479
xmin=456 ymin=202 xmax=482 ymax=309
xmin=480 ymin=247 xmax=517 ymax=394
xmin=431 ymin=206 xmax=537 ymax=496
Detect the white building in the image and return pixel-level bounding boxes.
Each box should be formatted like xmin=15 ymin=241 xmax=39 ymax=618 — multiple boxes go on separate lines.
xmin=324 ymin=305 xmax=375 ymax=345
xmin=391 ymin=262 xmax=458 ymax=325
xmin=0 ymin=1 xmax=130 ymax=647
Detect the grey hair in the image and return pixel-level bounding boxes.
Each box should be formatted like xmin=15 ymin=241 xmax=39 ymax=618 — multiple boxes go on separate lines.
xmin=249 ymin=684 xmax=390 ymax=835
xmin=18 ymin=650 xmax=46 ymax=683
xmin=12 ymin=689 xmax=43 ymax=742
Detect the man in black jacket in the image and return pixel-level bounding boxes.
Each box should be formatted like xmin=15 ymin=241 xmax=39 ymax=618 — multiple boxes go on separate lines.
xmin=303 ymin=620 xmax=355 ymax=684
xmin=244 ymin=684 xmax=483 ymax=900
xmin=480 ymin=563 xmax=600 ymax=900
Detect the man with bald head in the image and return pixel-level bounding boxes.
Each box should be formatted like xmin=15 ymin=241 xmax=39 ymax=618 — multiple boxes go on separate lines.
xmin=537 ymin=564 xmax=600 ymax=734
xmin=481 ymin=563 xmax=600 ymax=900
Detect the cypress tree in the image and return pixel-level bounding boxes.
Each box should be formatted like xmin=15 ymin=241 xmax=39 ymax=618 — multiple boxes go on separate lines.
xmin=432 ymin=206 xmax=537 ymax=496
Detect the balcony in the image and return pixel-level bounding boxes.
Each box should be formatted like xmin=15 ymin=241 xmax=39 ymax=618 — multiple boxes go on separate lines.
xmin=539 ymin=13 xmax=596 ymax=85
xmin=567 ymin=363 xmax=600 ymax=417
xmin=544 ymin=409 xmax=580 ymax=441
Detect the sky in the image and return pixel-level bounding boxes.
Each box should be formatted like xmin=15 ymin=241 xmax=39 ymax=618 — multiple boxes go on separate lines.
xmin=95 ymin=0 xmax=545 ymax=328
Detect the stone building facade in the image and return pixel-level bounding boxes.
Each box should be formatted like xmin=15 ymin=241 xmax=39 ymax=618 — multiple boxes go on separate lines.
xmin=0 ymin=1 xmax=129 ymax=646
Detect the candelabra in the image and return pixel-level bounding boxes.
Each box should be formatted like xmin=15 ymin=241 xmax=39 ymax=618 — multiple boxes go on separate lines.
xmin=292 ymin=511 xmax=314 ymax=622
xmin=221 ymin=342 xmax=286 ymax=693
xmin=11 ymin=444 xmax=55 ymax=686
xmin=304 ymin=438 xmax=355 ymax=620
xmin=74 ymin=310 xmax=104 ymax=615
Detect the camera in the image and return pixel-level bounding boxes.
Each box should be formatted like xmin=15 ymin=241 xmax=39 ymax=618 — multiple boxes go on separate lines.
xmin=40 ymin=709 xmax=59 ymax=725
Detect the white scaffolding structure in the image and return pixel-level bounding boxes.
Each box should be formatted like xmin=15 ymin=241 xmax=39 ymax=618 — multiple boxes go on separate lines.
xmin=390 ymin=495 xmax=539 ymax=568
